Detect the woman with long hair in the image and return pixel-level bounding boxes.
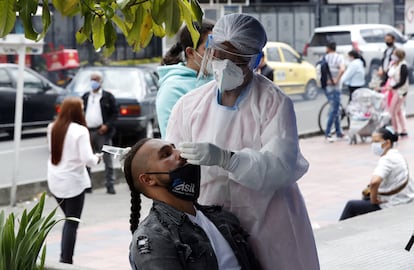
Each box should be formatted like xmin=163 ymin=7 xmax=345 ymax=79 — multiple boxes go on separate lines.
xmin=340 ymin=49 xmax=366 ymax=101
xmin=382 ymin=48 xmax=409 ymax=136
xmin=47 ymin=97 xmax=101 ymax=264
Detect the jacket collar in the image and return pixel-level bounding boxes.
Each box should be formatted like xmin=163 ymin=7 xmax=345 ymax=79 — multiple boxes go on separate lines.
xmin=152 ymin=200 xmax=191 ymax=226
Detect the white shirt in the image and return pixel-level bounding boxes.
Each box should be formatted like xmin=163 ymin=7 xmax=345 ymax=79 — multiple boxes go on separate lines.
xmin=85 ymin=90 xmax=103 ymax=128
xmin=166 ymin=74 xmax=319 ymax=270
xmin=47 ymin=122 xmax=99 ymax=198
xmin=373 ymin=149 xmax=414 ymax=208
xmin=187 ymin=210 xmax=240 ymax=270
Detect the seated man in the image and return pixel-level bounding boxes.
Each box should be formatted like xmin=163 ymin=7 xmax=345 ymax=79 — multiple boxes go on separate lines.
xmin=123 ymin=138 xmax=262 ymax=270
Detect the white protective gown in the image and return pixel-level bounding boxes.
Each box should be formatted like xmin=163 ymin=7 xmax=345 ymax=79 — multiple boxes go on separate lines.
xmin=166 ymin=74 xmax=320 ymax=270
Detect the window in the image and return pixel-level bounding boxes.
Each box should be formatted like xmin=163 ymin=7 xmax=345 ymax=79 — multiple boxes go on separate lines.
xmin=266 ymin=47 xmax=281 ymax=62
xmin=310 ymin=32 xmax=352 ymax=46
xmin=282 ymin=48 xmax=299 ymax=63
xmin=0 ymin=69 xmax=12 ymax=88
xmin=360 ymin=28 xmax=385 ymax=43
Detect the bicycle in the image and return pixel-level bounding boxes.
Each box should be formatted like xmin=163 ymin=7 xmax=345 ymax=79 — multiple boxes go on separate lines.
xmin=318 ymin=93 xmax=350 ymax=136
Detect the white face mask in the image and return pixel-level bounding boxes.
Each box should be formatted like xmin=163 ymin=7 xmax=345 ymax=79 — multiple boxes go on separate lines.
xmin=391 ymin=55 xmax=399 ymax=62
xmin=371 ymin=142 xmax=385 ymax=156
xmin=211 ymin=59 xmax=244 ymax=92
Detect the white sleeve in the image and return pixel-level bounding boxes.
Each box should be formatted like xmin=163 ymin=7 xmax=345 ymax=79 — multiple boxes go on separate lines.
xmin=225 ymin=95 xmax=309 ymax=192
xmin=165 ymin=97 xmax=189 ymax=143
xmin=78 ymin=128 xmax=99 ymax=167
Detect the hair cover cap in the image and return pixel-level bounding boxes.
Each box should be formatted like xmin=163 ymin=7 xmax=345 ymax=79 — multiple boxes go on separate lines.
xmin=212 ymin=13 xmax=267 ymax=55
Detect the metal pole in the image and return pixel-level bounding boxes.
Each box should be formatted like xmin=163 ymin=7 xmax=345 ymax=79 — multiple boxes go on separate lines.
xmin=10 ymin=43 xmax=26 ymax=206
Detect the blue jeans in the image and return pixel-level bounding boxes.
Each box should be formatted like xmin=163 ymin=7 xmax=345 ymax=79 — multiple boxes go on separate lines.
xmin=325 ymin=89 xmax=343 ymax=137
xmin=339 ymin=199 xmax=381 ymax=220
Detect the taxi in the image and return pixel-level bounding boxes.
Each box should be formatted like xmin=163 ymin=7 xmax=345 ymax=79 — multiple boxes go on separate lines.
xmin=263 ymin=42 xmax=318 ymax=100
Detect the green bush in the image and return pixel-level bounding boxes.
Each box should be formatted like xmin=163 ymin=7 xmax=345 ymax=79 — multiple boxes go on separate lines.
xmin=0 ymin=193 xmax=70 ymax=270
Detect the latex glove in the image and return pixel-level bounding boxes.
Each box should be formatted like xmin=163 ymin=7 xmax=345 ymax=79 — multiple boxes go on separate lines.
xmin=179 ymin=142 xmax=232 ymax=168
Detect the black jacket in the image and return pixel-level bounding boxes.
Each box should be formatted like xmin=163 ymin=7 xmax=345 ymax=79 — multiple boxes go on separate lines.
xmin=82 ymin=89 xmax=117 ymax=131
xmin=129 ymin=201 xmax=262 ymax=270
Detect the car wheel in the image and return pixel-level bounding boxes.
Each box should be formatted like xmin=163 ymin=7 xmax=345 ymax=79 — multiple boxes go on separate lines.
xmin=303 ymin=80 xmax=318 ymax=100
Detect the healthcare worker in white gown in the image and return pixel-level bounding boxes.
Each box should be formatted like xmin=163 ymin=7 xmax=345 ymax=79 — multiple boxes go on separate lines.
xmin=166 ymin=13 xmax=320 ymax=270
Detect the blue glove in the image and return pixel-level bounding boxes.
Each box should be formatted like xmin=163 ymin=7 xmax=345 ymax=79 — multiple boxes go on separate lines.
xmin=179 ymin=142 xmax=232 ymax=167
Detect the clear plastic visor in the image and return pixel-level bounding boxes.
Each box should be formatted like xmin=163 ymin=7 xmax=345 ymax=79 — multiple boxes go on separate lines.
xmin=197 ymin=35 xmax=261 ymax=81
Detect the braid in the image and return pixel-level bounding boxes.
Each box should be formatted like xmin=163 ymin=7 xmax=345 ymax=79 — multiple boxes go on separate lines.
xmin=130 ymin=190 xmax=141 ymax=233
xmin=122 ymin=138 xmax=151 ymax=234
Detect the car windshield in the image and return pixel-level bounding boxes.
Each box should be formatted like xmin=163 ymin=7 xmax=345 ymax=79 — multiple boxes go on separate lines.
xmin=69 ymin=68 xmax=146 ymax=100
xmin=310 ymin=32 xmax=351 ymax=46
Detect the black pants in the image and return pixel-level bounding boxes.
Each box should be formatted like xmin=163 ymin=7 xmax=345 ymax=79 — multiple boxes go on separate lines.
xmin=339 ymin=199 xmax=381 ymax=220
xmin=348 ymin=85 xmax=365 ymax=102
xmin=55 ymin=192 xmax=85 ymax=264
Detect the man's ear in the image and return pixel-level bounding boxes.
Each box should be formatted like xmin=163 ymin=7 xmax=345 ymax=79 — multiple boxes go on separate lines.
xmin=138 ymin=173 xmax=156 ymax=187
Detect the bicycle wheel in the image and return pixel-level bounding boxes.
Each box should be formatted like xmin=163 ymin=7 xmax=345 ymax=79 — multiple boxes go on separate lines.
xmin=318 ymin=101 xmax=350 ymax=136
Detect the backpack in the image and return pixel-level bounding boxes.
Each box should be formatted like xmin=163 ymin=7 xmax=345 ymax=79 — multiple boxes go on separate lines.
xmin=316 ymin=56 xmax=333 ymax=88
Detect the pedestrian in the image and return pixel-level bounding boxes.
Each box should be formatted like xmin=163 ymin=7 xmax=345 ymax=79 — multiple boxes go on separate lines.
xmin=47 ymin=97 xmax=102 ymax=264
xmin=82 ymin=72 xmax=118 ymax=194
xmin=156 ymin=20 xmax=214 ymax=138
xmin=123 ymin=138 xmax=262 ymax=269
xmin=378 ymin=33 xmax=397 ymax=81
xmin=340 ymin=49 xmax=366 ymax=101
xmin=166 ymin=13 xmax=319 ymax=270
xmin=256 ymin=54 xmax=274 ymax=81
xmin=381 ymin=48 xmax=409 ymax=137
xmin=339 ymin=126 xmax=414 ymax=220
xmin=322 ymin=42 xmax=346 ymax=142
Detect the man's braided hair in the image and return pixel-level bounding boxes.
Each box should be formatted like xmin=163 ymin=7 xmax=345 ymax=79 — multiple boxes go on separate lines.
xmin=123 ymin=138 xmax=151 ymax=233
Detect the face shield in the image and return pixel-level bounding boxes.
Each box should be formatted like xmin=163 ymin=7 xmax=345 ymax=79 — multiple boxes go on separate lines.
xmin=197 ymin=34 xmax=263 ymax=82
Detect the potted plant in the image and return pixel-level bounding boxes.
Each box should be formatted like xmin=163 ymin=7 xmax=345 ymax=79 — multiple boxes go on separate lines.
xmin=0 ymin=193 xmax=71 ymax=270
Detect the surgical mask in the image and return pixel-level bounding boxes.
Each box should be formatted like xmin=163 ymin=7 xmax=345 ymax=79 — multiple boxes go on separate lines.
xmin=212 ymin=59 xmax=244 ymax=91
xmin=391 ymin=55 xmax=399 ymax=62
xmin=386 ymin=42 xmax=394 ymax=47
xmin=371 ymin=142 xmax=384 ymax=156
xmin=146 ymin=164 xmax=201 ymax=202
xmin=90 ymin=80 xmax=101 ymax=91
xmin=193 ymin=50 xmax=203 ymax=69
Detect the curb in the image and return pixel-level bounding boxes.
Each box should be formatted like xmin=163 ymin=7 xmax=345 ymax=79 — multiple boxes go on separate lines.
xmin=0 ymin=169 xmax=124 ymax=206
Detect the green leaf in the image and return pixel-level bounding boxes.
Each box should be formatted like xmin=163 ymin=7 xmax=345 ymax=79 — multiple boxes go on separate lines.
xmin=38 ymin=0 xmax=51 ymax=40
xmin=126 ymin=5 xmax=144 ymax=51
xmin=0 ymin=0 xmax=16 ymax=37
xmin=19 ymin=0 xmax=39 ymax=40
xmin=112 ymin=14 xmax=129 ymax=36
xmin=51 ymin=0 xmax=80 ymax=16
xmin=92 ymin=15 xmax=105 ymax=50
xmin=104 ymin=21 xmax=117 ymax=53
xmin=190 ymin=0 xmax=203 ymax=23
xmin=164 ymin=0 xmax=182 ymax=37
xmin=76 ymin=28 xmax=89 ymax=44
xmin=151 ymin=0 xmax=166 ymax=26
xmin=178 ymin=0 xmax=200 ymax=48
xmin=152 ymin=21 xmax=165 ymax=38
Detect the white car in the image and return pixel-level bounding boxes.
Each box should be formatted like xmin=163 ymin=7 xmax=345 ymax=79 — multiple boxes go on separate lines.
xmin=303 ymin=24 xmax=414 ymax=83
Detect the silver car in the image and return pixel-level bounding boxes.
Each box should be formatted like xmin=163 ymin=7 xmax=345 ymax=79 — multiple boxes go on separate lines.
xmin=63 ymin=65 xmax=160 ymax=145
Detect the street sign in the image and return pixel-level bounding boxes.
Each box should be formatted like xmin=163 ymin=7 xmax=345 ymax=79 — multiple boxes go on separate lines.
xmin=0 ymin=34 xmax=44 ymax=55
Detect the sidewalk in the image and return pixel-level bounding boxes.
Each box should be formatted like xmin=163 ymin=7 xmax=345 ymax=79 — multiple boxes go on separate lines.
xmin=2 ymin=118 xmax=414 ymax=269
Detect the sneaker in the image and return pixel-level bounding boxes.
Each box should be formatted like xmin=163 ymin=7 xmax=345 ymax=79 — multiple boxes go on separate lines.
xmin=336 ymin=134 xmax=349 ymax=141
xmin=325 ymin=136 xmax=335 ymax=143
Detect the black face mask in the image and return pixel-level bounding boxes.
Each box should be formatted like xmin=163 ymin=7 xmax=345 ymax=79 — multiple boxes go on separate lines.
xmin=386 ymin=42 xmax=394 ymax=47
xmin=145 ymin=164 xmax=201 ymax=202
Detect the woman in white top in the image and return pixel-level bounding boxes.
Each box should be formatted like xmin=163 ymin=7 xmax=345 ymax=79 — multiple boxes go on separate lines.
xmin=340 ymin=126 xmax=414 ymax=220
xmin=340 ymin=49 xmax=366 ymax=101
xmin=47 ymin=97 xmax=101 ymax=264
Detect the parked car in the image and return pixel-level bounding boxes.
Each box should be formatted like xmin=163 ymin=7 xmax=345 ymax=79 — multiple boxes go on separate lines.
xmin=0 ymin=63 xmax=65 ymax=136
xmin=263 ymin=42 xmax=318 ymax=100
xmin=303 ymin=24 xmax=414 ymax=83
xmin=61 ymin=65 xmax=160 ymax=146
